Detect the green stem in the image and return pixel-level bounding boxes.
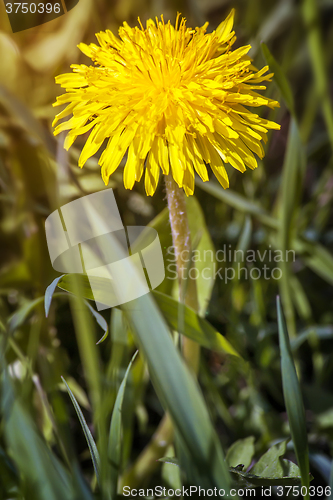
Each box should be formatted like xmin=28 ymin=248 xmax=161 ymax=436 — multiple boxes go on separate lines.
xmin=164 ymin=174 xmax=200 ymax=373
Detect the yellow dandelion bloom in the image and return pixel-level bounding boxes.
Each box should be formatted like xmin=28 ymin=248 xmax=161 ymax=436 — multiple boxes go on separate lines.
xmin=53 ymin=10 xmax=280 ymax=196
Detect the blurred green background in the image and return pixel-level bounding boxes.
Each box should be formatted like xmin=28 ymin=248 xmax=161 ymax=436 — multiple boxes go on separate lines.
xmin=1 ymin=0 xmax=333 ymax=498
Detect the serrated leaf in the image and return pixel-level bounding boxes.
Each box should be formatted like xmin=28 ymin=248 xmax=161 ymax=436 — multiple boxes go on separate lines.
xmin=226 ymin=436 xmax=255 ymax=470
xmin=242 ymin=441 xmax=305 ymax=488
xmin=250 ymin=441 xmax=287 ymax=477
xmin=230 ymin=468 xmax=302 ymax=487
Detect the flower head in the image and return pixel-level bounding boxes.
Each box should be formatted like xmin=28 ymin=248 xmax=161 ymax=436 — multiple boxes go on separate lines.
xmin=53 ymin=10 xmax=280 ymax=196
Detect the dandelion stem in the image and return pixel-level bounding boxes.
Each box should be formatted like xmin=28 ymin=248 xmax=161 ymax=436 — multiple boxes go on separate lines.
xmin=164 ymin=173 xmax=200 ymax=373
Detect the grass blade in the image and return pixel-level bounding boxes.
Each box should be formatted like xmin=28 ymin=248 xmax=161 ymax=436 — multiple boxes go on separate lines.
xmin=45 ymin=276 xmax=108 ymax=344
xmin=45 ymin=275 xmax=64 ymax=317
xmin=8 ymin=297 xmax=44 ymax=334
xmin=276 ymin=296 xmax=310 ymax=496
xmin=108 ymin=351 xmax=138 ymax=500
xmin=61 ymin=376 xmax=101 ymax=485
xmin=293 ymin=239 xmax=333 ymax=286
xmin=123 ymin=293 xmax=232 ymax=492
xmin=302 ymin=0 xmax=333 ymax=150
xmin=196 ymin=179 xmax=279 ymax=229
xmin=278 ymin=117 xmax=304 ymax=338
xmin=85 ymin=302 xmax=108 ymax=344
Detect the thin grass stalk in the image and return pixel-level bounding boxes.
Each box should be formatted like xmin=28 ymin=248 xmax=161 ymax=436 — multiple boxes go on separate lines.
xmin=302 ymin=0 xmax=333 ymax=151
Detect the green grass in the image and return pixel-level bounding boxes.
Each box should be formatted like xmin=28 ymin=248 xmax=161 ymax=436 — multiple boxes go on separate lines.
xmin=1 ymin=0 xmax=333 ymax=498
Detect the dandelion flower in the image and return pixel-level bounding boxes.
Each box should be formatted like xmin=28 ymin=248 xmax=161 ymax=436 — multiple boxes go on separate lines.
xmin=53 ymin=10 xmax=280 ymax=196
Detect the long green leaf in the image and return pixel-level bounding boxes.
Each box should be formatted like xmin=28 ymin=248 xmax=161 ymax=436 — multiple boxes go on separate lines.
xmin=276 ymin=296 xmax=310 ymax=496
xmin=122 ymin=293 xmax=232 ymax=492
xmin=108 ymin=351 xmax=138 ymax=500
xmin=153 ymin=290 xmax=241 ymax=358
xmin=302 ymin=0 xmax=333 ymax=150
xmin=61 ymin=376 xmax=101 ymax=485
xmin=278 ymin=117 xmax=304 ymax=338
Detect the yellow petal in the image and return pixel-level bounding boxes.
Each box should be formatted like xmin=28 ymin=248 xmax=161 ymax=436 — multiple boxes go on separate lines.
xmin=145 ymin=149 xmax=160 ymax=195
xmin=216 ymin=9 xmax=235 ymax=44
